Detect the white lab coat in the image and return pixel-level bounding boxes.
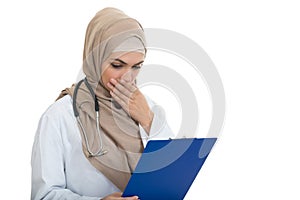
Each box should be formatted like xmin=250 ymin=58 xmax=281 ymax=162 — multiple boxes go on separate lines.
xmin=31 ymin=95 xmax=174 ymax=200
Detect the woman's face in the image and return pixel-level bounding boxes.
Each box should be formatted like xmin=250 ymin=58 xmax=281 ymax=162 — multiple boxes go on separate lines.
xmin=101 ymin=51 xmax=145 ymax=91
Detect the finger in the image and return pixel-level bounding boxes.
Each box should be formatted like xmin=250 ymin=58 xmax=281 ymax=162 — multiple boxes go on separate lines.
xmin=110 ymin=79 xmax=132 ymax=97
xmin=107 ymin=81 xmax=130 ymax=103
xmin=110 ymin=84 xmax=130 ymax=105
xmin=107 ymin=81 xmax=114 ymax=91
xmin=119 ymin=196 xmax=139 ymax=200
xmin=112 ymin=192 xmax=123 ymax=197
xmin=119 ymin=79 xmax=137 ymax=93
xmin=110 ymin=90 xmax=128 ymax=112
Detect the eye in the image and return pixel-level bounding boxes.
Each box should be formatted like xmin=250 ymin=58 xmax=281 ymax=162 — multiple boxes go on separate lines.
xmin=132 ymin=64 xmax=143 ymax=70
xmin=111 ymin=63 xmax=123 ymax=69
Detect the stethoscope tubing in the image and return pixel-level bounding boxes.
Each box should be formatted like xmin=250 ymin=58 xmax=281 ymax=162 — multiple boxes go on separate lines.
xmin=73 ymin=78 xmax=107 ymax=157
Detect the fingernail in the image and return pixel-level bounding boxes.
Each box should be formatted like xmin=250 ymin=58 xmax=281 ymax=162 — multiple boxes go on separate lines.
xmin=110 ymin=78 xmax=116 ymax=83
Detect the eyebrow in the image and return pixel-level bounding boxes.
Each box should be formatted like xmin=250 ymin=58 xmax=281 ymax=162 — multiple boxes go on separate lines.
xmin=113 ymin=58 xmax=144 ymax=66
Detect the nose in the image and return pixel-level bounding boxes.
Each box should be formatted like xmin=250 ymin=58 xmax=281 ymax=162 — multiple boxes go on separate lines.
xmin=121 ymin=69 xmax=136 ymax=82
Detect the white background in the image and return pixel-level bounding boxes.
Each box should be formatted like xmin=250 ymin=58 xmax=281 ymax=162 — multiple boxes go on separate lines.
xmin=0 ymin=0 xmax=299 ymax=199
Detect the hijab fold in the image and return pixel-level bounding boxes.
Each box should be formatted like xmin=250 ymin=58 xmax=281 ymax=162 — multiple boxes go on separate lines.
xmin=56 ymin=7 xmax=146 ymax=191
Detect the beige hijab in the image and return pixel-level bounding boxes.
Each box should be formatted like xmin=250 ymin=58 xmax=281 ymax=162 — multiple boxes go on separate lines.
xmin=56 ymin=7 xmax=146 ymax=191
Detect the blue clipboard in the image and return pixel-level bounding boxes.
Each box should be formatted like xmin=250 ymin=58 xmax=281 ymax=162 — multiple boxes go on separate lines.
xmin=122 ymin=138 xmax=217 ymax=200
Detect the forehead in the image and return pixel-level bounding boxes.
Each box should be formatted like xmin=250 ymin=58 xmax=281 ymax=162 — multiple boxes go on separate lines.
xmin=108 ymin=51 xmax=145 ymax=62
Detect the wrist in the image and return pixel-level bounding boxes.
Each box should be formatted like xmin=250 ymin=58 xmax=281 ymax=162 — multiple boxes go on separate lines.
xmin=140 ymin=111 xmax=154 ymax=131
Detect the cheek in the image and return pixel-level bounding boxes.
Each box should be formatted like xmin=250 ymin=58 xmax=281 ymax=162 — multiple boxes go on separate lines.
xmin=101 ymin=68 xmax=122 ymax=87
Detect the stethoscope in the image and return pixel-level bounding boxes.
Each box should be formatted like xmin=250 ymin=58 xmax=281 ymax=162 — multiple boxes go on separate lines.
xmin=73 ymin=77 xmax=108 ymax=157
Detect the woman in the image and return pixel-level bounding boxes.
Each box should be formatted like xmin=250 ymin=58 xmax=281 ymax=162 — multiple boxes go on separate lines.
xmin=31 ymin=7 xmax=174 ymax=200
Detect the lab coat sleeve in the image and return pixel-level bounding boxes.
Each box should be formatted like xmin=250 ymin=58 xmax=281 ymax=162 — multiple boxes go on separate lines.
xmin=140 ymin=96 xmax=175 ymax=146
xmin=31 ymin=113 xmax=100 ymax=200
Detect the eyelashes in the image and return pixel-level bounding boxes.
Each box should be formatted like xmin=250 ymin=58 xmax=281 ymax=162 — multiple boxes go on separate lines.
xmin=110 ymin=63 xmax=142 ymax=69
xmin=133 ymin=65 xmax=142 ymax=69
xmin=111 ymin=63 xmax=122 ymax=69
